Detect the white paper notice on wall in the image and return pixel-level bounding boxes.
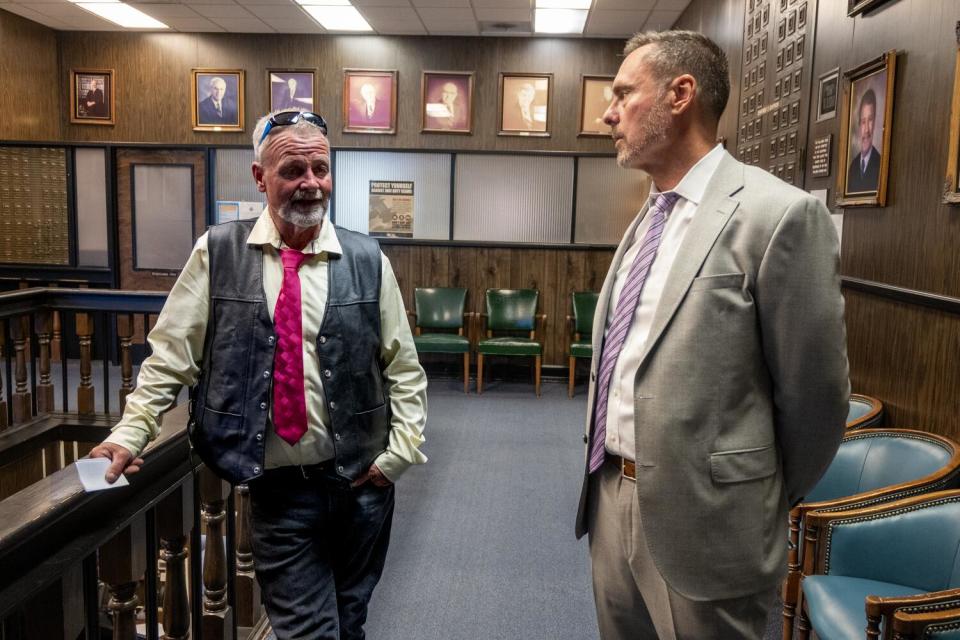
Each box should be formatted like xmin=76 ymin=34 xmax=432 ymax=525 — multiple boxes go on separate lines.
xmin=216 ymin=201 xmax=239 ymax=224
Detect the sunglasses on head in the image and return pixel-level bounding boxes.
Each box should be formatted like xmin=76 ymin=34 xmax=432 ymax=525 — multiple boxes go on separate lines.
xmin=258 ymin=111 xmax=328 ymax=146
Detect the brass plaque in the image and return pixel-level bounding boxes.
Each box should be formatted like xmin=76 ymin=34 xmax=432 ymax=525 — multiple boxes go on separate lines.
xmin=0 ymin=147 xmax=69 ymax=265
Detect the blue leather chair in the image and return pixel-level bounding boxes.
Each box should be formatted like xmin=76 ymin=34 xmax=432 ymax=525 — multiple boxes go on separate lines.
xmin=893 ymin=604 xmax=960 ymax=639
xmin=796 ymin=490 xmax=960 ymax=640
xmin=847 ymin=393 xmax=884 ymax=430
xmin=782 ymin=429 xmax=960 ymax=639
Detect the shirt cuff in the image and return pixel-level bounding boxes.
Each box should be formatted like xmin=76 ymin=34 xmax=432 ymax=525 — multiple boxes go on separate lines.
xmin=374 ymin=449 xmax=426 ymax=483
xmin=103 ymin=425 xmax=150 ymax=458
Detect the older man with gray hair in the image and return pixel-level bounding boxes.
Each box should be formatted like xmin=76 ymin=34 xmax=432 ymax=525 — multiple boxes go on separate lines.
xmin=91 ymin=109 xmax=428 ymax=639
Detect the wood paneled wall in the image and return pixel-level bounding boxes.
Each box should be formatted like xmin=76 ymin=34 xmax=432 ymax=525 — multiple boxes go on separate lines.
xmin=381 ymin=244 xmax=614 ymax=367
xmin=0 ymin=11 xmax=60 ymax=141
xmin=677 ymin=0 xmax=960 ymax=434
xmin=55 ymin=32 xmax=624 ymax=152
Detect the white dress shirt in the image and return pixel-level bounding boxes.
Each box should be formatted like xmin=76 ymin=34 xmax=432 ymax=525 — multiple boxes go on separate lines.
xmin=604 ymin=144 xmax=726 ymax=460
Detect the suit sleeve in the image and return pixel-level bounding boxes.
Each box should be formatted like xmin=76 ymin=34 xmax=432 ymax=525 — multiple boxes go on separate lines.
xmin=756 ymin=195 xmax=850 ymax=506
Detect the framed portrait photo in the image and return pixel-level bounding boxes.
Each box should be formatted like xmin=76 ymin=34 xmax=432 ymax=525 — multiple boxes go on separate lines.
xmin=70 ymin=69 xmax=115 ymax=125
xmin=343 ymin=69 xmax=397 ymax=134
xmin=498 ymin=72 xmax=552 ymax=137
xmin=836 ymin=51 xmax=896 ymax=207
xmin=192 ymin=69 xmax=244 ymax=132
xmin=421 ymin=71 xmax=473 ymax=134
xmin=268 ymin=69 xmax=315 ymax=113
xmin=579 ymin=75 xmax=614 ymax=137
xmin=943 ymin=44 xmax=960 ymax=204
xmin=816 ymin=67 xmax=840 ymax=122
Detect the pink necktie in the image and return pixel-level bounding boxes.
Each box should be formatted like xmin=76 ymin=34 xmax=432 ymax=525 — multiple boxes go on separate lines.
xmin=273 ymin=249 xmax=311 ymax=445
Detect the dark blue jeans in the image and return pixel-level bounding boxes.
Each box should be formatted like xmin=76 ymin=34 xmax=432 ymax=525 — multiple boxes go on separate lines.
xmin=248 ymin=465 xmax=395 ymax=640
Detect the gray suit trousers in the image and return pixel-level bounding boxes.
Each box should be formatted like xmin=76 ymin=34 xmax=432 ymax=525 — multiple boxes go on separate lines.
xmin=588 ymin=458 xmax=776 ymax=640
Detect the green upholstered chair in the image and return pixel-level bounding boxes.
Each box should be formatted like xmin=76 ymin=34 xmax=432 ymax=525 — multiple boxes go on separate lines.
xmin=411 ymin=287 xmax=471 ymax=393
xmin=476 ymin=288 xmax=545 ymax=396
xmin=846 ymin=393 xmax=884 ymax=430
xmin=781 ymin=429 xmax=960 ymax=639
xmin=566 ymin=291 xmax=599 ymax=398
xmin=797 ymin=489 xmax=960 ymax=640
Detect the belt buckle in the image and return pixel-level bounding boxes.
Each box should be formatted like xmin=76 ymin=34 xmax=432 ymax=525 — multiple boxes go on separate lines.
xmin=620 ymin=457 xmax=636 ymax=481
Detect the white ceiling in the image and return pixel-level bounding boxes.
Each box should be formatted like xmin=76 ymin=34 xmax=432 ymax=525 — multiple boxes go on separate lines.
xmin=1 ymin=0 xmax=688 ymax=37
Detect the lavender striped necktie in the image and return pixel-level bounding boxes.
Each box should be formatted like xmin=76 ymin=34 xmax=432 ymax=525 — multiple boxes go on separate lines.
xmin=588 ymin=191 xmax=680 ymax=473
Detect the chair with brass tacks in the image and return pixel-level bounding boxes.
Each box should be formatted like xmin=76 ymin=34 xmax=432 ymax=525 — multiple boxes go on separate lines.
xmin=410 ymin=287 xmax=471 ymax=394
xmin=796 ymin=488 xmax=960 ymax=640
xmin=566 ymin=291 xmax=598 ymax=398
xmin=892 ymin=603 xmax=960 ymax=639
xmin=476 ymin=288 xmax=545 ymax=396
xmin=781 ymin=428 xmax=960 ymax=639
xmin=846 ymin=393 xmax=884 ymax=430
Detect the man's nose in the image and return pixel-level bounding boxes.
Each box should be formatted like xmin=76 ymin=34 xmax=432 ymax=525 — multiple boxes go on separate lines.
xmin=602 ymin=104 xmax=618 ymax=127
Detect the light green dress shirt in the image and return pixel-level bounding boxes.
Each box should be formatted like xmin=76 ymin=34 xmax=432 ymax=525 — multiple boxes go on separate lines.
xmin=105 ymin=209 xmax=428 ymax=482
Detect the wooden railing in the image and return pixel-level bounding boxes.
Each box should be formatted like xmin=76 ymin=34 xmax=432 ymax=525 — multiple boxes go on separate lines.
xmin=0 ymin=288 xmax=267 ymax=640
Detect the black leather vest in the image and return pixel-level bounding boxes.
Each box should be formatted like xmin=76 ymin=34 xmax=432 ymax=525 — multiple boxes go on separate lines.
xmin=188 ymin=219 xmax=391 ymax=485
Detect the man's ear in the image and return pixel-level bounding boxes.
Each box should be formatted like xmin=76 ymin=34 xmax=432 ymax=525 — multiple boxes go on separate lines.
xmin=252 ymin=163 xmax=266 ymax=193
xmin=669 ymin=74 xmax=697 ymax=116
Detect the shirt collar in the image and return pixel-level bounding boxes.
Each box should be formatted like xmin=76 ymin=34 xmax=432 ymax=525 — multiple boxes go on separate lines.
xmin=246 ymin=207 xmax=343 ymax=256
xmin=649 ymin=143 xmax=727 ymax=209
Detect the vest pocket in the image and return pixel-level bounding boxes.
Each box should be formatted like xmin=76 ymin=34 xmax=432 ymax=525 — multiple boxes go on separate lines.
xmin=206 ymin=298 xmax=256 ymax=414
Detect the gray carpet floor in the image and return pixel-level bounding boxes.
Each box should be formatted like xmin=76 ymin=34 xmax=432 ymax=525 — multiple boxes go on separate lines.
xmin=365 ymin=378 xmax=598 ymax=640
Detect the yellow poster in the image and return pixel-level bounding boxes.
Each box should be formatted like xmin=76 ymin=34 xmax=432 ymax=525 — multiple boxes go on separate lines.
xmin=369 ymin=180 xmax=414 ymax=237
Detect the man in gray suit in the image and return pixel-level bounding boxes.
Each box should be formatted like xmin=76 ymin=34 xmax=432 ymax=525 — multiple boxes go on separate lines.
xmin=575 ymin=30 xmax=849 ymax=639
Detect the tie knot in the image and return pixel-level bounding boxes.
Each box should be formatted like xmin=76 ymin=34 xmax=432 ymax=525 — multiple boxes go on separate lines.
xmin=280 ymin=249 xmax=310 ymax=270
xmin=653 ymin=191 xmax=680 ymax=213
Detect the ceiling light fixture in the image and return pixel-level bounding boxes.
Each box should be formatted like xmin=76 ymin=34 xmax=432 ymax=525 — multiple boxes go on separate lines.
xmin=300 ymin=5 xmax=373 ymax=31
xmin=74 ymin=2 xmax=169 ymax=28
xmin=535 ymin=0 xmax=592 ymax=9
xmin=534 ymin=8 xmax=587 ymax=33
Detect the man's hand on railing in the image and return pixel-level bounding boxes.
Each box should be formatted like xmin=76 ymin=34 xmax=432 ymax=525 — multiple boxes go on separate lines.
xmin=88 ymin=442 xmax=145 ymax=484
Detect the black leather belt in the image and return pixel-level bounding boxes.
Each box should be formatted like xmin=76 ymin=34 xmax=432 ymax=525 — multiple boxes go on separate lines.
xmin=607 ymin=454 xmax=636 ymax=480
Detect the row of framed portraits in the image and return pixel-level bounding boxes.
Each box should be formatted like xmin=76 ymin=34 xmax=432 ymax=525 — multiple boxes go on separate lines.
xmin=70 ymin=67 xmax=615 ymax=138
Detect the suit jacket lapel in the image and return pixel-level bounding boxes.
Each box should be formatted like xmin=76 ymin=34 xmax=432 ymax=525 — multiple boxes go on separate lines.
xmin=634 ymin=153 xmax=745 ymax=369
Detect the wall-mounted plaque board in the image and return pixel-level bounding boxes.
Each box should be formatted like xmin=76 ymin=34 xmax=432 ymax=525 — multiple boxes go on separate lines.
xmin=0 ymin=146 xmax=69 ymax=265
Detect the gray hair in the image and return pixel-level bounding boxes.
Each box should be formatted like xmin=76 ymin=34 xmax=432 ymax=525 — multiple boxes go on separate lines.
xmin=623 ymin=30 xmax=730 ymax=122
xmin=251 ymin=108 xmax=327 ymax=163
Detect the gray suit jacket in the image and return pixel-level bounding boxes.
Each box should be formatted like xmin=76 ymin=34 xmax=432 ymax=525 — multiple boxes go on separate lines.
xmin=574 ymin=151 xmax=849 ymax=601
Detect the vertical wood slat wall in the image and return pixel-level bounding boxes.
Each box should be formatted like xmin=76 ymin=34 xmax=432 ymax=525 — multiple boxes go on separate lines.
xmin=381 ymin=244 xmax=614 ymax=368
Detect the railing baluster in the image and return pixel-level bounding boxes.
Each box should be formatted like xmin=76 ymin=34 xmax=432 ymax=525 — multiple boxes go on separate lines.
xmin=35 ymin=311 xmax=54 ymax=415
xmin=3 ymin=320 xmax=12 ymax=427
xmin=101 ymin=311 xmax=110 ymax=415
xmin=52 ymin=309 xmax=62 ymax=363
xmin=0 ymin=321 xmax=7 ymax=431
xmin=28 ymin=314 xmax=38 ymax=417
xmin=11 ymin=315 xmax=32 ymax=425
xmin=100 ymin=516 xmax=147 ymax=640
xmin=118 ymin=314 xmax=134 ymax=412
xmin=76 ymin=313 xmax=95 ymax=416
xmin=157 ymin=480 xmax=194 ymax=640
xmin=60 ymin=311 xmax=69 ymax=413
xmin=234 ymin=484 xmax=261 ymax=628
xmin=199 ymin=466 xmax=233 ymax=639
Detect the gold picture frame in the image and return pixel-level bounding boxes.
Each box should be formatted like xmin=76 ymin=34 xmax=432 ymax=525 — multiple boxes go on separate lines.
xmin=578 ymin=75 xmax=614 ymax=137
xmin=498 ymin=72 xmax=552 ymax=137
xmin=835 ymin=51 xmax=896 ymax=207
xmin=421 ymin=71 xmax=473 ymax=134
xmin=267 ymin=69 xmax=316 ymax=113
xmin=70 ymin=68 xmax=115 ymax=126
xmin=191 ymin=69 xmax=244 ymax=132
xmin=343 ymin=69 xmax=397 ymax=135
xmin=943 ymin=44 xmax=960 ymax=204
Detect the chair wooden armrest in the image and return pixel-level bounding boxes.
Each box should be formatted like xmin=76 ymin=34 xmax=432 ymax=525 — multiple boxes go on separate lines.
xmin=535 ymin=313 xmax=547 ymax=339
xmin=866 ymin=589 xmax=960 ymax=638
xmin=892 ymin=604 xmax=960 ymax=639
